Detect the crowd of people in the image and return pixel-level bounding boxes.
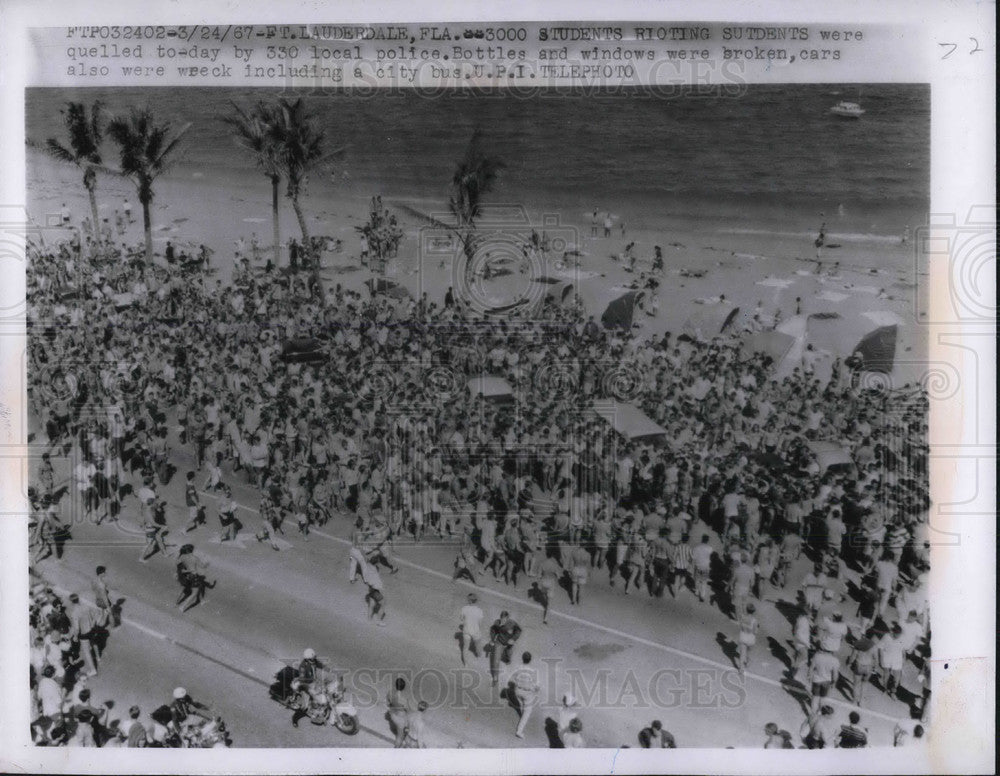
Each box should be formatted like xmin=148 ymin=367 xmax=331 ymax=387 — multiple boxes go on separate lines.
xmin=28 ymin=581 xmax=228 ymax=747
xmin=27 ymin=210 xmax=931 ymax=747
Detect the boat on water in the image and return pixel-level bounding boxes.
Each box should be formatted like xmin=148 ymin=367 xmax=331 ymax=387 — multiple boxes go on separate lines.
xmin=830 ymin=101 xmax=865 ymax=118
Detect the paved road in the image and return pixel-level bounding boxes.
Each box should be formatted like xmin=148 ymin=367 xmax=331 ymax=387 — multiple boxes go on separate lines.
xmin=33 ymin=438 xmax=919 ymax=748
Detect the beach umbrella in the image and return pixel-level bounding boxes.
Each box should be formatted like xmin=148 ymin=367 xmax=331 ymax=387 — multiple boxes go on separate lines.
xmin=559 ymin=281 xmax=576 ymax=306
xmin=601 ymin=291 xmax=642 ymax=330
xmin=854 ymin=325 xmax=897 ymax=374
xmin=772 ymin=313 xmax=899 ymax=383
xmin=681 ymin=304 xmax=741 ymax=341
xmin=805 ymin=314 xmax=898 ymax=367
xmin=742 ymin=330 xmax=796 ymax=365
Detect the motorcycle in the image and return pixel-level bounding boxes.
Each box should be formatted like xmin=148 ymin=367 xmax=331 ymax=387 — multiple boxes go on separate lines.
xmin=181 ymin=716 xmax=233 ymax=748
xmin=150 ymin=704 xmax=232 ymax=748
xmin=269 ymin=667 xmax=360 ymax=735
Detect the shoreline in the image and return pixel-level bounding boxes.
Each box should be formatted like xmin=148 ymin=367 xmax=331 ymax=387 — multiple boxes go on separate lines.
xmin=26 ymin=145 xmax=927 ymax=381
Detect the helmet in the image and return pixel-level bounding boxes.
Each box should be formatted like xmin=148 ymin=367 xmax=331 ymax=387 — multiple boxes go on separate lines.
xmin=303 ymin=648 xmax=316 ymax=660
xmin=173 ymin=687 xmax=187 ymax=700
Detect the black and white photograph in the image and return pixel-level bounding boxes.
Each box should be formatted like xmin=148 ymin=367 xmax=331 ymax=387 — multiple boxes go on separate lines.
xmin=0 ymin=3 xmax=994 ymax=774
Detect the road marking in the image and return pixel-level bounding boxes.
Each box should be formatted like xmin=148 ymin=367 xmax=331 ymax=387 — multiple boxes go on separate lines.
xmin=49 ymin=582 xmax=395 ymax=745
xmin=47 ymin=450 xmax=907 ymax=728
xmin=197 ymin=491 xmax=904 ymax=723
xmin=51 ymin=584 xmax=169 ymax=641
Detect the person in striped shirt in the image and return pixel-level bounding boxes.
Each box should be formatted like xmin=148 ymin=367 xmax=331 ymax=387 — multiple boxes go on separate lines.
xmin=667 ymin=535 xmax=693 ymax=598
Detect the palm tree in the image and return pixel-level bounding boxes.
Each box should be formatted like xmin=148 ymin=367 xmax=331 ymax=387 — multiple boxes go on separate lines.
xmin=274 ymin=98 xmax=326 ymax=249
xmin=449 ymin=128 xmax=505 ymax=260
xmin=45 ymin=101 xmax=105 ymax=245
xmin=222 ymin=101 xmax=283 ymax=266
xmin=106 ymin=107 xmax=189 ymax=263
xmin=272 ymin=98 xmax=345 ymax=294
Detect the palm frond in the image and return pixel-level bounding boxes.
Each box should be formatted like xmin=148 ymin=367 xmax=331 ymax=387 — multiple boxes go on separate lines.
xmin=107 ymin=107 xmax=187 ymax=189
xmin=44 ymin=138 xmax=76 ymax=164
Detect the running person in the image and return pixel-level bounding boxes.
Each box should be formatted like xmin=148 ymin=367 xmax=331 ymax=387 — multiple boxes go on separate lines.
xmin=569 ymin=543 xmax=590 ymax=605
xmin=488 ymin=611 xmax=522 ymax=686
xmin=452 ymin=531 xmax=480 ymax=584
xmin=667 ymin=535 xmax=693 ymax=598
xmin=182 ymin=472 xmax=206 ymax=533
xmin=737 ymin=604 xmax=760 ymax=675
xmin=348 ymin=517 xmax=368 ymax=583
xmin=538 ymin=555 xmax=562 ymax=624
xmin=176 ymin=544 xmax=213 ymax=611
xmin=139 ymin=499 xmax=170 ymax=561
xmin=217 ymin=485 xmax=240 ymax=542
xmin=362 ymin=559 xmax=387 ymax=624
xmin=691 ymin=534 xmax=714 ymax=603
xmin=479 ymin=516 xmax=503 ymax=581
xmin=621 ymin=532 xmax=648 ymax=595
xmin=458 ymin=593 xmax=484 ymax=664
xmin=511 ymin=651 xmax=539 ymax=739
xmin=386 ymin=677 xmax=412 ymax=747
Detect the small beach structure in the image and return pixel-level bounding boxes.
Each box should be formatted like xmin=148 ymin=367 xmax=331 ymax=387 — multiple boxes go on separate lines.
xmin=365 ymin=277 xmax=412 ymax=300
xmin=467 ymin=374 xmax=514 ymax=402
xmin=280 ymin=337 xmax=325 ymax=364
xmin=601 ymin=291 xmax=644 ymax=331
xmin=681 ymin=304 xmax=741 ymax=341
xmin=591 ymin=399 xmax=668 ymax=443
xmin=806 ymin=440 xmax=856 ymax=474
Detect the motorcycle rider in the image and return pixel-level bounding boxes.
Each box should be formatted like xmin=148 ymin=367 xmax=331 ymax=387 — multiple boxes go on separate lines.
xmin=291 ymin=648 xmax=325 ymax=727
xmin=170 ymin=687 xmax=212 ymax=741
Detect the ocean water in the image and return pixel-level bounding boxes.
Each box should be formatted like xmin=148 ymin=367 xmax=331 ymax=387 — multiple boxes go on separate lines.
xmin=26 ymin=83 xmax=928 ymax=233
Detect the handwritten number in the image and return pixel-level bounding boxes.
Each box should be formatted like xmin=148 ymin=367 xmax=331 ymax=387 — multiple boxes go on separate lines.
xmin=940 ymin=39 xmax=983 ymax=58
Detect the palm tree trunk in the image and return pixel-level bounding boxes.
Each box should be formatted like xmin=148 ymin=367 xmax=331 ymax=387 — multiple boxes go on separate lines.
xmin=292 ymin=194 xmax=310 ymax=245
xmin=271 ymin=175 xmax=281 ymax=267
xmin=86 ymin=184 xmax=100 ymax=257
xmin=462 ymin=229 xmax=477 ymax=261
xmin=291 ymin=195 xmax=322 ymax=298
xmin=142 ymin=199 xmax=153 ymax=263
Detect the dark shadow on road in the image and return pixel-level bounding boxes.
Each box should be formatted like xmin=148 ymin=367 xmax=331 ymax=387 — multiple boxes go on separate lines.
xmin=766 ymin=635 xmax=792 ymax=669
xmin=715 ymin=631 xmax=739 ymax=669
xmin=543 ymin=717 xmax=564 ymax=748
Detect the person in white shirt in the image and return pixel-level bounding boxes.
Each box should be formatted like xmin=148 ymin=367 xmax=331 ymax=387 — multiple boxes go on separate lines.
xmin=36 ymin=664 xmax=63 ymax=721
xmin=878 ymin=623 xmax=906 ymax=698
xmin=512 ymin=651 xmax=539 ymax=739
xmin=817 ymin=612 xmax=849 ymax=655
xmin=898 ymin=611 xmax=925 ymax=658
xmin=458 ymin=593 xmax=484 ymax=664
xmin=75 ymin=459 xmax=97 ymax=516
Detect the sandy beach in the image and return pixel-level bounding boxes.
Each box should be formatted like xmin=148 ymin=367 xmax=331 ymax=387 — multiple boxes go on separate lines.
xmin=26 ymin=143 xmax=927 ymax=387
